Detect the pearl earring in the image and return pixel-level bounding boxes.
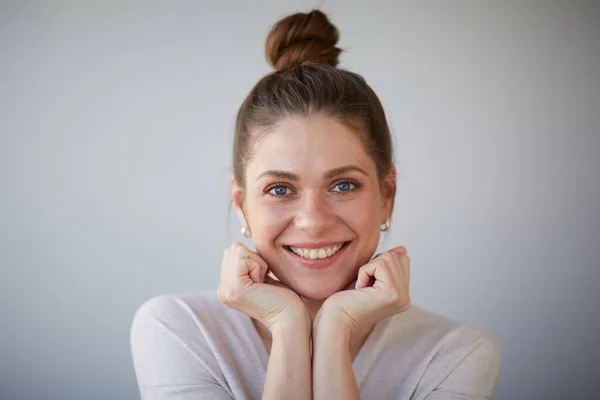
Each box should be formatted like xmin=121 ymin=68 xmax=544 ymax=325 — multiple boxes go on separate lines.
xmin=380 ymin=220 xmax=390 ymax=232
xmin=241 ymin=226 xmax=252 ymax=238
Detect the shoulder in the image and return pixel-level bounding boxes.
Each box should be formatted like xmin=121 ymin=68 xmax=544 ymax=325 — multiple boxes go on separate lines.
xmin=130 ymin=291 xmax=246 ymax=352
xmin=385 ymin=305 xmax=501 ymax=398
xmin=131 ymin=291 xmax=230 ymax=326
xmin=130 ymin=293 xmax=264 ymax=398
xmin=387 ymin=304 xmax=499 ymax=347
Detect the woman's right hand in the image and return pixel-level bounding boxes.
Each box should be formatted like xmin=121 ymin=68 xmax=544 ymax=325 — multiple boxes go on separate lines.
xmin=217 ymin=242 xmax=308 ymax=332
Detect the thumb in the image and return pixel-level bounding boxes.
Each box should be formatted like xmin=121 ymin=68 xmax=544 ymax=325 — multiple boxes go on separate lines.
xmin=247 ymin=259 xmax=265 ymax=283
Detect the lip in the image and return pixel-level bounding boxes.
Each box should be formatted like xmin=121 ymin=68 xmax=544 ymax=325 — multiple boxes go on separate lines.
xmin=285 ymin=241 xmax=347 ymax=249
xmin=283 ymin=241 xmax=351 ymax=270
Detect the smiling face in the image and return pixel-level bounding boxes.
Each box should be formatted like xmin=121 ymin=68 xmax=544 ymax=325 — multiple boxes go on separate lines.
xmin=233 ymin=114 xmax=395 ymax=300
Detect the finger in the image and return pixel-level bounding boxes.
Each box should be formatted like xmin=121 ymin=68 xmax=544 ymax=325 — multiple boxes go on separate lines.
xmin=234 ymin=244 xmax=268 ymax=271
xmin=221 ymin=243 xmax=246 ymax=279
xmin=247 ymin=252 xmax=269 ymax=279
xmin=241 ymin=257 xmax=268 ymax=284
xmin=245 ymin=252 xmax=269 ymax=283
xmin=386 ymin=253 xmax=410 ymax=298
xmin=354 ymin=275 xmax=375 ymax=290
xmin=356 ymin=256 xmax=396 ymax=289
xmin=355 ymin=265 xmax=371 ymax=289
xmin=401 ymin=255 xmax=410 ymax=290
xmin=220 ymin=243 xmax=256 ymax=286
xmin=355 ymin=260 xmax=380 ymax=289
xmin=358 ymin=252 xmax=386 ymax=288
xmin=246 ymin=259 xmax=264 ymax=283
xmin=384 ymin=251 xmax=410 ymax=289
xmin=233 ymin=244 xmax=268 ymax=280
xmin=390 ymin=246 xmax=407 ymax=256
xmin=220 ymin=244 xmax=242 ymax=280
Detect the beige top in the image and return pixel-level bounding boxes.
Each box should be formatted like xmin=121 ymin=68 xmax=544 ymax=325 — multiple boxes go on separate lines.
xmin=130 ymin=292 xmax=501 ymax=399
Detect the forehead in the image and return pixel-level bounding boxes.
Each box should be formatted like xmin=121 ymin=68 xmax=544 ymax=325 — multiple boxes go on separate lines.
xmin=247 ymin=115 xmax=374 ymax=178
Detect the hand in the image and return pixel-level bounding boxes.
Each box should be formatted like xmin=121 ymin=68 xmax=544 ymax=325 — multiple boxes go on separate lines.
xmin=217 ymin=242 xmax=309 ymax=332
xmin=315 ymin=246 xmax=411 ymax=331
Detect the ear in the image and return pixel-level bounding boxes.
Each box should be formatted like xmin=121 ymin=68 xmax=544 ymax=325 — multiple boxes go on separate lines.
xmin=231 ymin=174 xmax=249 ymax=229
xmin=381 ymin=166 xmax=397 ymax=224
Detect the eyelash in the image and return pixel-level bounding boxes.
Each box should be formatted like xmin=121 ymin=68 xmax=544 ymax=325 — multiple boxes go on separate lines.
xmin=264 ymin=182 xmax=296 ymax=197
xmin=264 ymin=180 xmax=361 ymax=198
xmin=331 ymin=180 xmax=360 ymax=193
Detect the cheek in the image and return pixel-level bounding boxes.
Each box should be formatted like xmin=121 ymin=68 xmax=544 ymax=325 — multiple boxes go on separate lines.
xmin=247 ymin=202 xmax=294 ymax=277
xmin=340 ymin=193 xmax=382 ymax=234
xmin=248 ymin=201 xmax=291 ymax=243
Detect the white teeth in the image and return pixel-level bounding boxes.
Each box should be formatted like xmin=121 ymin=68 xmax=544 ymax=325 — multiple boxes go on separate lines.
xmin=288 ymin=244 xmax=345 ymax=260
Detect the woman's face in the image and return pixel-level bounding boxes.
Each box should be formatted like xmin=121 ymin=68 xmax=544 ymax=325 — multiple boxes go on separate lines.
xmin=234 ymin=114 xmax=394 ymax=300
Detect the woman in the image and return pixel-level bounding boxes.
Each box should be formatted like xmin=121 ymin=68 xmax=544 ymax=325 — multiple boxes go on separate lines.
xmin=131 ymin=10 xmax=501 ymax=400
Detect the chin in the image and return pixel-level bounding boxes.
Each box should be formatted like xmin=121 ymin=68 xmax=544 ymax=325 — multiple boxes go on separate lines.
xmin=289 ymin=278 xmax=348 ymax=301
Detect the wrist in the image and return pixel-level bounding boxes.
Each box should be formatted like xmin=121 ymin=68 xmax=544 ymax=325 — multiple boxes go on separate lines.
xmin=313 ymin=308 xmax=351 ymax=345
xmin=312 ymin=316 xmax=352 ymax=365
xmin=313 ymin=302 xmax=353 ymax=331
xmin=271 ymin=306 xmax=312 ymax=338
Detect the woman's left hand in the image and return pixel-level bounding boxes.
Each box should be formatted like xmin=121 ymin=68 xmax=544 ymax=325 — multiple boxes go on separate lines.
xmin=315 ymin=246 xmax=411 ymax=330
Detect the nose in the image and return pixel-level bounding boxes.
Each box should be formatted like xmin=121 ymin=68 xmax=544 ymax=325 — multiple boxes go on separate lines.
xmin=293 ymin=190 xmax=336 ymax=237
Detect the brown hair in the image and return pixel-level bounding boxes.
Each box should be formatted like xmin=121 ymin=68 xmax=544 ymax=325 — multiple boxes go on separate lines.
xmin=233 ymin=10 xmax=395 ymax=194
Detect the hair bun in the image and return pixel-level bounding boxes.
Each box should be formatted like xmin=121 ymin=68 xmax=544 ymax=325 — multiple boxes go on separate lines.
xmin=265 ymin=10 xmax=342 ymax=71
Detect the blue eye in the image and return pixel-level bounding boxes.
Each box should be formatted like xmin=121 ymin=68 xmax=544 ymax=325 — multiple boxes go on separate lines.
xmin=269 ymin=185 xmax=290 ymax=196
xmin=333 ymin=182 xmax=355 ymax=193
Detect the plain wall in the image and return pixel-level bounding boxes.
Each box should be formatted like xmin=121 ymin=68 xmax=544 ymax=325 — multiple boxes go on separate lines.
xmin=1 ymin=1 xmax=599 ymax=399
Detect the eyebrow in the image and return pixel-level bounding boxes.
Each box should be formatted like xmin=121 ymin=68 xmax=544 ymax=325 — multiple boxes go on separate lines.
xmin=256 ymin=165 xmax=369 ymax=182
xmin=324 ymin=165 xmax=369 ymax=179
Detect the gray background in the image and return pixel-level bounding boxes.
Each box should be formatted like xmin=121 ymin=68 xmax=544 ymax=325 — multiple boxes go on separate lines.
xmin=1 ymin=1 xmax=599 ymax=399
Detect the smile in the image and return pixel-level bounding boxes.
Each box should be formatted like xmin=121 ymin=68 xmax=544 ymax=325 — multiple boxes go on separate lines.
xmin=284 ymin=242 xmax=350 ymax=260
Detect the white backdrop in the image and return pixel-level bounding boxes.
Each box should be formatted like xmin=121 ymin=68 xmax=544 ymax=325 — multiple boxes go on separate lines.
xmin=1 ymin=1 xmax=599 ymax=399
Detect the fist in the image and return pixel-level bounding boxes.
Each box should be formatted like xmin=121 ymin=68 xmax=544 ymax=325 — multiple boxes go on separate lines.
xmin=217 ymin=242 xmax=307 ymax=331
xmin=318 ymin=246 xmax=411 ymax=329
